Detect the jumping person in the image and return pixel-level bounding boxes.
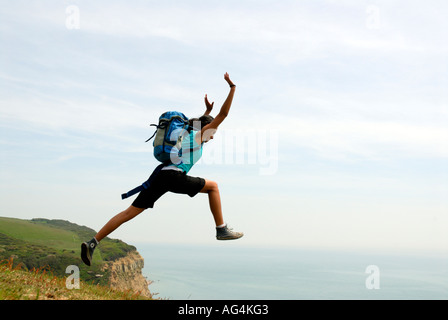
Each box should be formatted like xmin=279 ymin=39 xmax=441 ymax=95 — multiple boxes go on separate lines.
xmin=81 ymin=73 xmax=243 ymax=266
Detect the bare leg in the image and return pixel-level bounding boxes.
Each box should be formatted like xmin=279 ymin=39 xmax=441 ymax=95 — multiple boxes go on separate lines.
xmin=200 ymin=179 xmax=225 ymax=226
xmin=95 ymin=205 xmax=145 ymax=242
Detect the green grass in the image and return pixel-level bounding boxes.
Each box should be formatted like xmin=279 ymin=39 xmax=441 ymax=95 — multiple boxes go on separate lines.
xmin=0 ymin=217 xmax=79 ymax=251
xmin=0 ymin=216 xmax=155 ymax=300
xmin=0 ymin=216 xmax=137 ymax=286
xmin=0 ymin=258 xmax=152 ymax=300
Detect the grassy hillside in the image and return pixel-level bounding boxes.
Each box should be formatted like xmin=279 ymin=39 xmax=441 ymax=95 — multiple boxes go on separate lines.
xmin=0 ymin=216 xmax=136 ymax=286
xmin=0 ymin=258 xmax=150 ymax=300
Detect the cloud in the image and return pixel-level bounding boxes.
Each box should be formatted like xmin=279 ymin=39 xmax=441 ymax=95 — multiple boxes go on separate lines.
xmin=6 ymin=1 xmax=436 ymax=64
xmin=291 ymin=118 xmax=448 ymax=160
xmin=1 ymin=1 xmax=447 ymax=254
xmin=65 ymin=1 xmax=448 ymax=62
xmin=2 ymin=0 xmax=447 ymax=162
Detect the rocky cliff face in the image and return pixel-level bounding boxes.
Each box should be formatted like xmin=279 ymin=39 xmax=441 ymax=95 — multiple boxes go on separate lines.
xmin=104 ymin=251 xmax=152 ymax=298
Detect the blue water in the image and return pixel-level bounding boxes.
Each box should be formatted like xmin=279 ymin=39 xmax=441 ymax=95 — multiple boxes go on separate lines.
xmin=136 ymin=243 xmax=448 ymax=300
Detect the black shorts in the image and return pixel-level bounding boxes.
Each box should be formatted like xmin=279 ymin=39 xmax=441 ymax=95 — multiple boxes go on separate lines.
xmin=132 ymin=170 xmax=206 ymax=209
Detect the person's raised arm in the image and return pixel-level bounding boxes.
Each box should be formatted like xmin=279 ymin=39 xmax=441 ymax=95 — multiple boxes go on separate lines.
xmin=219 ymin=73 xmax=236 ymax=117
xmin=198 ymin=73 xmax=236 ymax=143
xmin=203 ymin=94 xmax=214 ymax=116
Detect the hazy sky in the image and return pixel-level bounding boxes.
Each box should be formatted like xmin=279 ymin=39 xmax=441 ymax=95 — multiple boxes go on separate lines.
xmin=1 ymin=0 xmax=447 ymax=254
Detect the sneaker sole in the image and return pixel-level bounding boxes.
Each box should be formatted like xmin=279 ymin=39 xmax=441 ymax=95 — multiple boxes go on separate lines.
xmin=81 ymin=242 xmax=91 ymax=266
xmin=217 ymin=233 xmax=244 ymax=241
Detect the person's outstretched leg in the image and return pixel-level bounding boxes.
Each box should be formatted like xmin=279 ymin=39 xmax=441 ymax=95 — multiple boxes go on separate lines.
xmin=95 ymin=205 xmax=145 ymax=242
xmin=200 ymin=179 xmax=243 ymax=240
xmin=81 ymin=205 xmax=145 ymax=266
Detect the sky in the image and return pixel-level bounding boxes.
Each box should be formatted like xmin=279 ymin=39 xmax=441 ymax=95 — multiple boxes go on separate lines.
xmin=0 ymin=0 xmax=447 ymax=255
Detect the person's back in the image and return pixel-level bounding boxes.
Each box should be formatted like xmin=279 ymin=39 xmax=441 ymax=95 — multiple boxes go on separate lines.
xmin=165 ymin=129 xmax=203 ymax=173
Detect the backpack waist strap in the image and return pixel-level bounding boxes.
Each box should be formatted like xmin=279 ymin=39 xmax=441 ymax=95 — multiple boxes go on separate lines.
xmin=121 ymin=163 xmax=165 ymax=200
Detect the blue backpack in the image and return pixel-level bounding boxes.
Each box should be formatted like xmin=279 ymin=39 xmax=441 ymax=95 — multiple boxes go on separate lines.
xmin=121 ymin=111 xmax=190 ymax=200
xmin=146 ymin=111 xmax=190 ymax=164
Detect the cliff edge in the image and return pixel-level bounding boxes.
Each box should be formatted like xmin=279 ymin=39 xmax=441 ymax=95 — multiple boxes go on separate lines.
xmin=106 ymin=251 xmax=152 ymax=298
xmin=0 ymin=217 xmax=153 ymax=299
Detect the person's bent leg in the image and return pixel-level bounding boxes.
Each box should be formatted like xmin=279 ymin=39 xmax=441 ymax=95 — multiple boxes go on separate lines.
xmin=200 ymin=179 xmax=244 ymax=240
xmin=200 ymin=179 xmax=224 ymax=226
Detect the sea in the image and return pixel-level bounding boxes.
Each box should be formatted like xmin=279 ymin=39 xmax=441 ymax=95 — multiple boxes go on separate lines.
xmin=136 ymin=243 xmax=448 ymax=300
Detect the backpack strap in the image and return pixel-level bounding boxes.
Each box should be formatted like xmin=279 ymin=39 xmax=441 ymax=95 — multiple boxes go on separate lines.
xmin=145 ymin=124 xmax=159 ymax=143
xmin=121 ymin=163 xmax=165 ymax=200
